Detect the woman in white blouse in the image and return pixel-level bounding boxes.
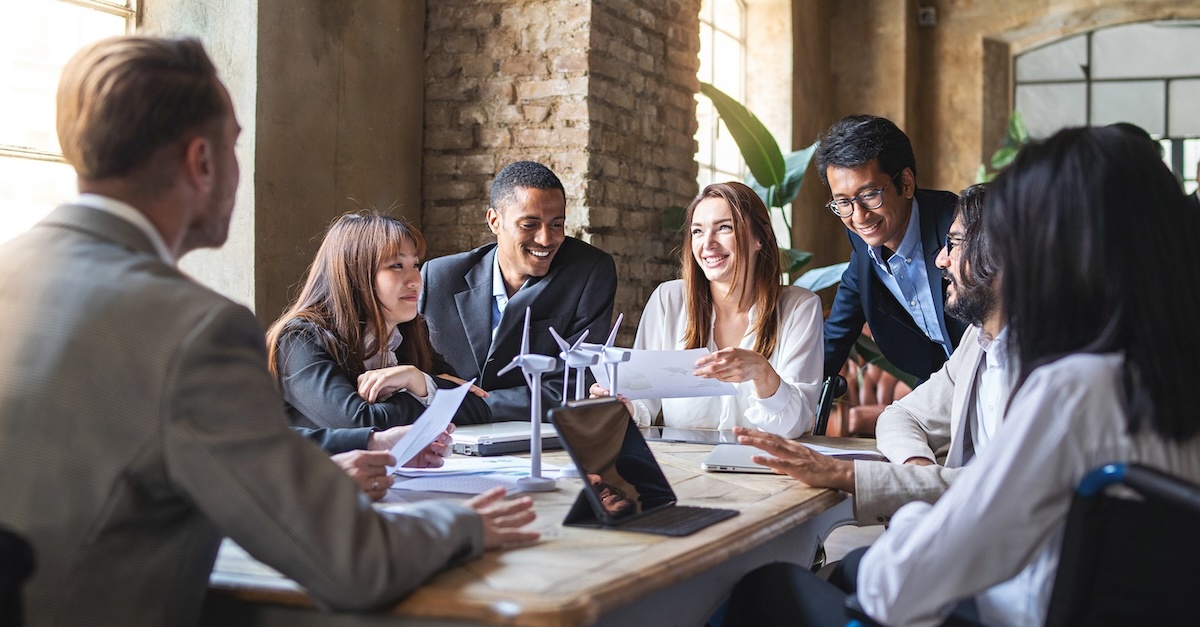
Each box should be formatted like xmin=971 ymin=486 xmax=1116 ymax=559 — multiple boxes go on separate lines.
xmin=593 ymin=182 xmax=822 ymax=437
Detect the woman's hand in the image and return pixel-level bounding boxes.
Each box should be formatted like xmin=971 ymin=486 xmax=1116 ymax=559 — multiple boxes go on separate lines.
xmin=437 ymin=373 xmax=489 ymax=398
xmin=693 ymin=347 xmax=782 ymax=398
xmin=357 ymin=365 xmax=429 ymax=402
xmin=465 ymin=487 xmax=540 ymax=550
xmin=589 ymin=383 xmax=635 ymax=417
xmin=368 ymin=424 xmax=456 ymax=468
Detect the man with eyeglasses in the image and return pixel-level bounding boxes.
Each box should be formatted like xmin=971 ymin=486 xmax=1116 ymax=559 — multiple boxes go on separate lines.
xmin=817 ymin=115 xmax=967 ymax=384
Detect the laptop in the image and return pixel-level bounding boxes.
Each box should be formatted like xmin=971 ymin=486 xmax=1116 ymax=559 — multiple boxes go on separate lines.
xmin=548 ymin=398 xmax=739 ymax=537
xmin=451 ymin=422 xmax=561 ymax=457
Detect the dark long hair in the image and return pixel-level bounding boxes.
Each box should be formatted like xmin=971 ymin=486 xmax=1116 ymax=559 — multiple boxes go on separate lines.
xmin=681 ymin=182 xmax=782 ymax=359
xmin=266 ymin=212 xmax=433 ymax=383
xmin=987 ymin=126 xmax=1200 ymax=440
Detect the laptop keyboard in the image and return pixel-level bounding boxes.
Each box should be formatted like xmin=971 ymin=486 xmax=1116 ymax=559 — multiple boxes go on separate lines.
xmin=617 ymin=505 xmax=738 ymax=537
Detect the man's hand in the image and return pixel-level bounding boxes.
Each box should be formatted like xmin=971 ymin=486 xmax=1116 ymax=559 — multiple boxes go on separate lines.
xmin=437 ymin=373 xmax=489 ymax=398
xmin=330 ymin=450 xmax=395 ymax=501
xmin=368 ymin=424 xmax=456 ymax=468
xmin=464 ymin=487 xmax=540 ymax=550
xmin=732 ymin=426 xmax=856 ymax=493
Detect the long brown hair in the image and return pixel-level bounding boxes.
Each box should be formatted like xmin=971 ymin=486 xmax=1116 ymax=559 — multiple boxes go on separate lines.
xmin=266 ymin=212 xmax=433 ymax=383
xmin=681 ymin=182 xmax=782 ymax=359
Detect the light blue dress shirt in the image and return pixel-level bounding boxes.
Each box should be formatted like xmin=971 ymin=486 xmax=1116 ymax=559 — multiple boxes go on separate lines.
xmin=865 ymin=200 xmax=951 ymax=358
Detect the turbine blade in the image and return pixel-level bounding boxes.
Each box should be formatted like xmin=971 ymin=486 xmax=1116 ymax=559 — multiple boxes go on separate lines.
xmin=521 ymin=307 xmax=531 ymax=355
xmin=570 ymin=329 xmax=590 ymax=351
xmin=549 ymin=326 xmax=570 ymax=352
xmin=604 ymin=313 xmax=623 ymax=347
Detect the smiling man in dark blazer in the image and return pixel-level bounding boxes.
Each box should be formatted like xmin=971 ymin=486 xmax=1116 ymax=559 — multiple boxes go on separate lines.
xmin=819 ymin=115 xmax=967 ymax=384
xmin=420 ymin=162 xmax=617 ymax=421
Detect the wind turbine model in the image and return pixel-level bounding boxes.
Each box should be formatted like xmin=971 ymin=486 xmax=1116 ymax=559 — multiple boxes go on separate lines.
xmin=549 ymin=328 xmax=598 ymax=403
xmin=581 ymin=313 xmax=631 ymax=398
xmin=496 ymin=307 xmax=558 ymax=492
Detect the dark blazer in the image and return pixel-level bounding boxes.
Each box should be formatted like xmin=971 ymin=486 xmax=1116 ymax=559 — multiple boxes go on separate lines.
xmin=292 ymin=426 xmax=373 ymax=454
xmin=420 ymin=237 xmax=617 ymax=422
xmin=823 ymin=188 xmax=967 ymax=383
xmin=275 ymin=320 xmax=492 ymax=430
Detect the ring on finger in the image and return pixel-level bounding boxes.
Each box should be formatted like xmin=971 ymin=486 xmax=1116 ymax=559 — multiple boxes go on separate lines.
xmin=371 ymin=478 xmax=380 ymax=490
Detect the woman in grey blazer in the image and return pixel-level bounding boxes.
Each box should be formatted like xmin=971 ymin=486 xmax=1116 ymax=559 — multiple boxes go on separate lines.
xmin=267 ymin=212 xmax=492 ymax=430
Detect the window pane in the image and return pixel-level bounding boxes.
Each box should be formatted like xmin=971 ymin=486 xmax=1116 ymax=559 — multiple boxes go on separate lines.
xmin=695 ymin=97 xmax=716 ymax=169
xmin=1168 ymin=79 xmax=1200 ymax=137
xmin=1015 ymin=83 xmax=1087 ymax=138
xmin=1090 ymin=81 xmax=1164 ymax=135
xmin=0 ymin=2 xmax=128 ymax=152
xmin=698 ymin=22 xmax=713 ymax=84
xmin=714 ymin=119 xmax=741 ymax=174
xmin=1184 ymin=138 xmax=1200 ymax=195
xmin=1091 ymin=21 xmax=1200 ymax=80
xmin=711 ymin=31 xmax=743 ymax=99
xmin=0 ymin=156 xmax=77 ymax=245
xmin=1015 ymin=34 xmax=1087 ymax=82
xmin=713 ymin=0 xmax=743 ymax=37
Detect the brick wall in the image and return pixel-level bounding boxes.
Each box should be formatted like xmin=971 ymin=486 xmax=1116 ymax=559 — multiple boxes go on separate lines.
xmin=423 ymin=0 xmax=701 ymax=344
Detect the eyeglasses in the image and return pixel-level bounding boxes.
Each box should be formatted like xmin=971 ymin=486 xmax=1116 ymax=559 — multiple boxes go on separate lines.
xmin=825 ymin=172 xmax=902 ymax=218
xmin=943 ymin=234 xmax=965 ymax=254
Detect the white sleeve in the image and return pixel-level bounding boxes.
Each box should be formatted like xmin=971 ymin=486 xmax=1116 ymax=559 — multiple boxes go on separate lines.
xmin=741 ymin=290 xmax=823 ymax=438
xmin=627 ymin=285 xmax=670 ymax=426
xmin=856 ymin=358 xmax=1119 ymax=627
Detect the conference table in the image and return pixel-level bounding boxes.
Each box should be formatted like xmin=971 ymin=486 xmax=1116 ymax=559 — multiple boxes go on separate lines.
xmin=203 ymin=436 xmax=876 ymax=626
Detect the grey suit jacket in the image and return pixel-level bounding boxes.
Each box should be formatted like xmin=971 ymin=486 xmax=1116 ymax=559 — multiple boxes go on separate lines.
xmin=853 ymin=325 xmax=1003 ymax=525
xmin=0 ymin=205 xmax=484 ymax=626
xmin=419 ymin=238 xmax=617 ymax=421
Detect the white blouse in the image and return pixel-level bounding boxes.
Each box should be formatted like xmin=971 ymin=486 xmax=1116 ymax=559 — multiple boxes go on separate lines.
xmin=628 ymin=280 xmax=823 ymax=438
xmin=858 ymin=353 xmax=1200 ymax=626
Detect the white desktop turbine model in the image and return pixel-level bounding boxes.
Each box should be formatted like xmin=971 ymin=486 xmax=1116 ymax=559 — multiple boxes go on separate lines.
xmin=549 ymin=328 xmax=598 ymax=403
xmin=581 ymin=313 xmax=632 ymax=398
xmin=496 ymin=307 xmax=558 ymax=492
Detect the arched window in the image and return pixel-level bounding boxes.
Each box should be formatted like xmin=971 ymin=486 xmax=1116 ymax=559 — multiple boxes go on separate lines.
xmin=1014 ymin=20 xmax=1200 ymax=193
xmin=0 ymin=1 xmax=137 ymax=244
xmin=695 ymin=0 xmax=746 ymax=190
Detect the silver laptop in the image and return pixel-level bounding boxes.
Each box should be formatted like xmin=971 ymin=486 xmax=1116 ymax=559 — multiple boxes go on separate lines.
xmin=700 ymin=444 xmax=777 ymax=474
xmin=451 ymin=422 xmax=560 ymax=457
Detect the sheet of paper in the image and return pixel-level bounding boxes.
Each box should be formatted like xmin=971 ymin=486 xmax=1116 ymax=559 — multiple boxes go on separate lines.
xmin=393 ymin=455 xmax=538 ymax=477
xmin=385 ymin=379 xmax=474 ymax=475
xmin=802 ymin=442 xmax=884 ymax=461
xmin=589 ymin=348 xmax=736 ymax=400
xmin=387 ymin=458 xmax=562 ymax=495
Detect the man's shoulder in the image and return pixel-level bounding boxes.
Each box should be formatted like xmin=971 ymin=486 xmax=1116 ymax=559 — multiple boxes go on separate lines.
xmin=915 ymin=188 xmax=959 ymax=214
xmin=557 ymin=237 xmax=614 ymax=265
xmin=425 ymin=243 xmax=496 ymax=271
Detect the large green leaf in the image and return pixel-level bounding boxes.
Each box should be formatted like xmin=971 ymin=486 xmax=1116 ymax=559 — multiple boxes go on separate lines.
xmin=793 ymin=261 xmax=848 ymax=292
xmin=699 ymin=82 xmax=785 ymax=189
xmin=747 ymin=142 xmax=819 ymax=209
xmin=779 ymin=248 xmax=813 ymax=275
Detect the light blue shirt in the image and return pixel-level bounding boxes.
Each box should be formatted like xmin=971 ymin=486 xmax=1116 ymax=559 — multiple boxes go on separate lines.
xmin=490 ymin=253 xmax=509 ymax=342
xmin=866 ymin=199 xmax=951 ymax=357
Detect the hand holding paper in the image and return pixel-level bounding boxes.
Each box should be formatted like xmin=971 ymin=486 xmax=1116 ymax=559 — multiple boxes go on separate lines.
xmin=384 ymin=380 xmax=474 ymax=475
xmin=589 ymin=348 xmax=737 ymax=400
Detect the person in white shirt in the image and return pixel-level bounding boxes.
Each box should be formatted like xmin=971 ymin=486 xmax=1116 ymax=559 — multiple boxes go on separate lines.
xmin=718 ymin=126 xmax=1200 ymax=627
xmin=592 ymin=181 xmax=823 ymax=438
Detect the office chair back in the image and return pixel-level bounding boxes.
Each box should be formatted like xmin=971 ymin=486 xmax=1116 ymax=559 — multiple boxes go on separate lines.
xmin=1044 ymin=463 xmax=1200 ymax=626
xmin=0 ymin=527 xmax=34 ymax=627
xmin=813 ymin=375 xmax=847 ymax=435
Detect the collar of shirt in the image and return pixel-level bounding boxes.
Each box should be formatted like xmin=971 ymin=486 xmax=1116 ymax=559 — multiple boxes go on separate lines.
xmin=74 ymin=194 xmax=175 ymax=265
xmin=866 ymin=198 xmax=922 ymax=273
xmin=362 ymin=326 xmax=403 ymax=371
xmin=490 ymin=252 xmax=509 ymax=338
xmin=976 ymin=325 xmax=1012 ymax=372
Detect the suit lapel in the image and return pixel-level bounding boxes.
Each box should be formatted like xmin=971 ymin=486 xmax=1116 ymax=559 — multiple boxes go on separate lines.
xmin=918 ymin=192 xmax=953 ymax=347
xmin=455 ymin=251 xmax=496 ymax=375
xmin=946 ymin=329 xmax=985 ymax=467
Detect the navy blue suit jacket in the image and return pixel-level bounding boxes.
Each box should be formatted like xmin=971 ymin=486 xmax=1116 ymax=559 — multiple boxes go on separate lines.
xmin=823 ymin=188 xmax=967 ymax=383
xmin=419 ymin=237 xmax=617 ymax=421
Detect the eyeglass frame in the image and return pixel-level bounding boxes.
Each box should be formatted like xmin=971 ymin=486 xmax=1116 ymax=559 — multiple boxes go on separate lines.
xmin=825 ymin=171 xmax=905 ymax=219
xmin=943 ymin=233 xmax=965 ymax=255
